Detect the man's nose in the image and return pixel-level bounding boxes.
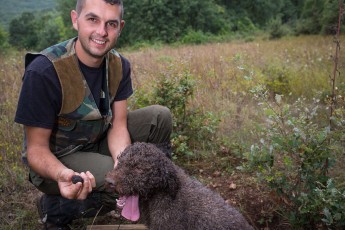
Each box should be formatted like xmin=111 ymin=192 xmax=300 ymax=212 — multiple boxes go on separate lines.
xmin=96 ymin=24 xmax=108 ymax=36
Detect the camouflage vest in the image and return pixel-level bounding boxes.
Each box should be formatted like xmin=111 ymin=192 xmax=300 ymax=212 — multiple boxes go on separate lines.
xmin=24 ymin=37 xmax=123 ymax=158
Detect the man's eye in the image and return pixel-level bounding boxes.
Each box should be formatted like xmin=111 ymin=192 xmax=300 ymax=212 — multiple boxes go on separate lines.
xmin=89 ymin=18 xmax=97 ymax=22
xmin=108 ymin=22 xmax=118 ymax=28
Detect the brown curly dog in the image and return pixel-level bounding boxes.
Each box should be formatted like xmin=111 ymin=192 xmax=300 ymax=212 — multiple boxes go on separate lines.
xmin=105 ymin=142 xmax=254 ymax=230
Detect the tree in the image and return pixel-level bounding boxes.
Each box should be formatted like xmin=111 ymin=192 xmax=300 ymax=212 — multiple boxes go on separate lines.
xmin=296 ymin=0 xmax=325 ymax=34
xmin=320 ymin=0 xmax=342 ymax=34
xmin=56 ymin=0 xmax=77 ymax=39
xmin=9 ymin=12 xmax=38 ymax=49
xmin=51 ymin=0 xmax=344 ymax=46
xmin=36 ymin=11 xmax=65 ymax=50
xmin=119 ymin=0 xmax=227 ymax=46
xmin=186 ymin=0 xmax=228 ymax=34
xmin=0 ymin=25 xmax=8 ymax=49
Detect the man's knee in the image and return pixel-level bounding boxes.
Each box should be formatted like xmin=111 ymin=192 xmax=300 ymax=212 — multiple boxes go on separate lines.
xmin=127 ymin=105 xmax=173 ymax=143
xmin=151 ymin=105 xmax=172 ymax=129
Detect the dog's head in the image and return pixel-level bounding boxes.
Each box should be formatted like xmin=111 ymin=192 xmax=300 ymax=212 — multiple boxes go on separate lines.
xmin=105 ymin=142 xmax=180 ymax=199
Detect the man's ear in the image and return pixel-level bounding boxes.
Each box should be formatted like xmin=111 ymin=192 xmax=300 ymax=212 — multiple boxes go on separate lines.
xmin=119 ymin=20 xmax=125 ymax=34
xmin=71 ymin=10 xmax=79 ymax=31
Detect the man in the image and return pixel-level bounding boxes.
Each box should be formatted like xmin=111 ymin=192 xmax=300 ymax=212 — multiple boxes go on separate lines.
xmin=15 ymin=0 xmax=172 ymax=229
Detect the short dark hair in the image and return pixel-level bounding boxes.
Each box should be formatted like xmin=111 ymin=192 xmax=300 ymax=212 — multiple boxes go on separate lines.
xmin=76 ymin=0 xmax=124 ymax=19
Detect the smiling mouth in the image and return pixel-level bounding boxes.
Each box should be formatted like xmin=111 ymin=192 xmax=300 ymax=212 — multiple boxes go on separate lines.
xmin=92 ymin=38 xmax=106 ymax=45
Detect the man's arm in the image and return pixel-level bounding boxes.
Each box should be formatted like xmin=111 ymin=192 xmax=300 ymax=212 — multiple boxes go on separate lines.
xmin=107 ymin=100 xmax=131 ymax=166
xmin=25 ymin=126 xmax=95 ymax=199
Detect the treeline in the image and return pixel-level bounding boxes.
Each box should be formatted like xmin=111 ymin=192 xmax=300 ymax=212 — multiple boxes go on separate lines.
xmin=0 ymin=0 xmax=56 ymax=30
xmin=0 ymin=0 xmax=342 ymax=51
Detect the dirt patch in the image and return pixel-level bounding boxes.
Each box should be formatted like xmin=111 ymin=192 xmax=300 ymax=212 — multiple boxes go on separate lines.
xmin=176 ymin=155 xmax=290 ymax=230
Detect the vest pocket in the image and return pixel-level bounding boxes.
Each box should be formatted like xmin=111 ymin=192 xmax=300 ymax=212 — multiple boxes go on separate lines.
xmin=52 ymin=117 xmax=110 ymax=154
xmin=57 ymin=117 xmax=77 ymax=131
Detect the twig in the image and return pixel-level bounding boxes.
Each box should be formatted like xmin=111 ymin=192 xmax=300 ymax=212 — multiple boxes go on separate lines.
xmin=325 ymin=0 xmax=344 ymax=174
xmin=329 ymin=0 xmax=343 ymax=129
xmin=89 ymin=205 xmax=104 ymax=230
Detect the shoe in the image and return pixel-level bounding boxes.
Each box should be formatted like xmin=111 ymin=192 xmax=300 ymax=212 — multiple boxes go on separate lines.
xmin=36 ymin=195 xmax=71 ymax=230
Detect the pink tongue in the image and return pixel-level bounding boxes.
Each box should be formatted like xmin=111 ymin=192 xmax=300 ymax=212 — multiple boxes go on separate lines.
xmin=121 ymin=195 xmax=140 ymax=221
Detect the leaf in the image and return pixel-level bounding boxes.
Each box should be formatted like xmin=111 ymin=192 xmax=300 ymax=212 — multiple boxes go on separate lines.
xmin=275 ymin=94 xmax=283 ymax=104
xmin=334 ymin=213 xmax=342 ymax=221
xmin=322 ymin=208 xmax=333 ymax=224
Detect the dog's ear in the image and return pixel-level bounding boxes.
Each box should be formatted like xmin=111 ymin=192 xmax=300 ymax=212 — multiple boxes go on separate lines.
xmin=163 ymin=164 xmax=180 ymax=199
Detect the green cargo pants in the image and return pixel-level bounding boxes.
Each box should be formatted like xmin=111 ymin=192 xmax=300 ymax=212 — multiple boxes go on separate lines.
xmin=30 ymin=105 xmax=172 ymax=221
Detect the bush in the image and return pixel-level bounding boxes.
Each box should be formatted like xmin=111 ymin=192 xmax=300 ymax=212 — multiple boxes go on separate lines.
xmin=267 ymin=16 xmax=292 ymax=39
xmin=0 ymin=26 xmax=9 ymax=51
xmin=35 ymin=12 xmax=66 ymax=51
xmin=9 ymin=12 xmax=38 ymax=49
xmin=243 ymin=85 xmax=344 ymax=228
xmin=234 ymin=16 xmax=258 ymax=34
xmin=129 ymin=66 xmax=220 ymax=157
xmin=153 ymin=69 xmax=220 ymax=157
xmin=262 ymin=64 xmax=291 ymax=97
xmin=291 ymin=179 xmax=345 ymax=228
xmin=8 ymin=10 xmax=67 ymax=51
xmin=180 ymin=30 xmax=210 ymax=45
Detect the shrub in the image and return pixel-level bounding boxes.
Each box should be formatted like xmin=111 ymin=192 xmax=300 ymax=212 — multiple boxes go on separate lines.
xmin=9 ymin=12 xmax=38 ymax=49
xmin=180 ymin=30 xmax=210 ymax=45
xmin=35 ymin=12 xmax=66 ymax=51
xmin=154 ymin=69 xmax=221 ymax=157
xmin=267 ymin=16 xmax=292 ymax=39
xmin=234 ymin=16 xmax=257 ymax=33
xmin=291 ymin=179 xmax=345 ymax=228
xmin=129 ymin=67 xmax=220 ymax=157
xmin=243 ymin=85 xmax=344 ymax=228
xmin=262 ymin=64 xmax=291 ymax=97
xmin=0 ymin=26 xmax=9 ymax=51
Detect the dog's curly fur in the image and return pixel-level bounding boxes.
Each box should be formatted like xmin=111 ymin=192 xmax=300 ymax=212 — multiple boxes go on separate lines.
xmin=105 ymin=142 xmax=254 ymax=230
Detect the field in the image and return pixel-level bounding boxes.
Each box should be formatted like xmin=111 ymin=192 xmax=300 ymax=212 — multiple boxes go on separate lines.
xmin=0 ymin=35 xmax=344 ymax=229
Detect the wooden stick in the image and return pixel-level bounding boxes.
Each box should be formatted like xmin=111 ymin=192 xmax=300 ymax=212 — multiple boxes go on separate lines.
xmin=86 ymin=224 xmax=148 ymax=230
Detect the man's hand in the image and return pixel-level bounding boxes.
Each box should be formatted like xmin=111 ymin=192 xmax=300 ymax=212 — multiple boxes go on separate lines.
xmin=57 ymin=168 xmax=96 ymax=200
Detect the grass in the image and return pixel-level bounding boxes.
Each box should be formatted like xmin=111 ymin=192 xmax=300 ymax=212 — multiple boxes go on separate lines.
xmin=0 ymin=51 xmax=38 ymax=229
xmin=0 ymin=35 xmax=344 ymax=229
xmin=125 ymin=35 xmax=344 ymax=147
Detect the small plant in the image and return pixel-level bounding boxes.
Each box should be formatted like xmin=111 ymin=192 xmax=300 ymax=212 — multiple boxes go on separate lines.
xmin=243 ymin=85 xmax=343 ymax=228
xmin=290 ymin=179 xmax=345 ymax=228
xmin=153 ymin=69 xmax=221 ymax=157
xmin=261 ymin=64 xmax=291 ymax=97
xmin=129 ymin=66 xmax=220 ymax=158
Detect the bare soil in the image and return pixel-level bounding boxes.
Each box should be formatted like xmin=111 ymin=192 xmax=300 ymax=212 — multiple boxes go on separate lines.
xmin=175 ymin=152 xmax=290 ymax=230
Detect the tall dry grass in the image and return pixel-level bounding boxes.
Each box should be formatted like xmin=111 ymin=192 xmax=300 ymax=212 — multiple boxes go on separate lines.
xmin=0 ymin=35 xmax=343 ymax=228
xmin=125 ymin=35 xmax=344 ymax=145
xmin=0 ymin=51 xmax=40 ymax=228
xmin=0 ymin=51 xmax=27 ymax=186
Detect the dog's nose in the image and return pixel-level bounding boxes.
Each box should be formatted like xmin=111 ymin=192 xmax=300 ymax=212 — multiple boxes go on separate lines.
xmin=105 ymin=177 xmax=116 ymax=189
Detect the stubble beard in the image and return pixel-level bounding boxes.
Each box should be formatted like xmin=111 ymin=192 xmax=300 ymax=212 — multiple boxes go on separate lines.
xmin=81 ymin=36 xmax=117 ymax=60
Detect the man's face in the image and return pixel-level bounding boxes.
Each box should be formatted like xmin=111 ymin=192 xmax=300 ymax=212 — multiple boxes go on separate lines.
xmin=71 ymin=0 xmax=124 ymax=67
